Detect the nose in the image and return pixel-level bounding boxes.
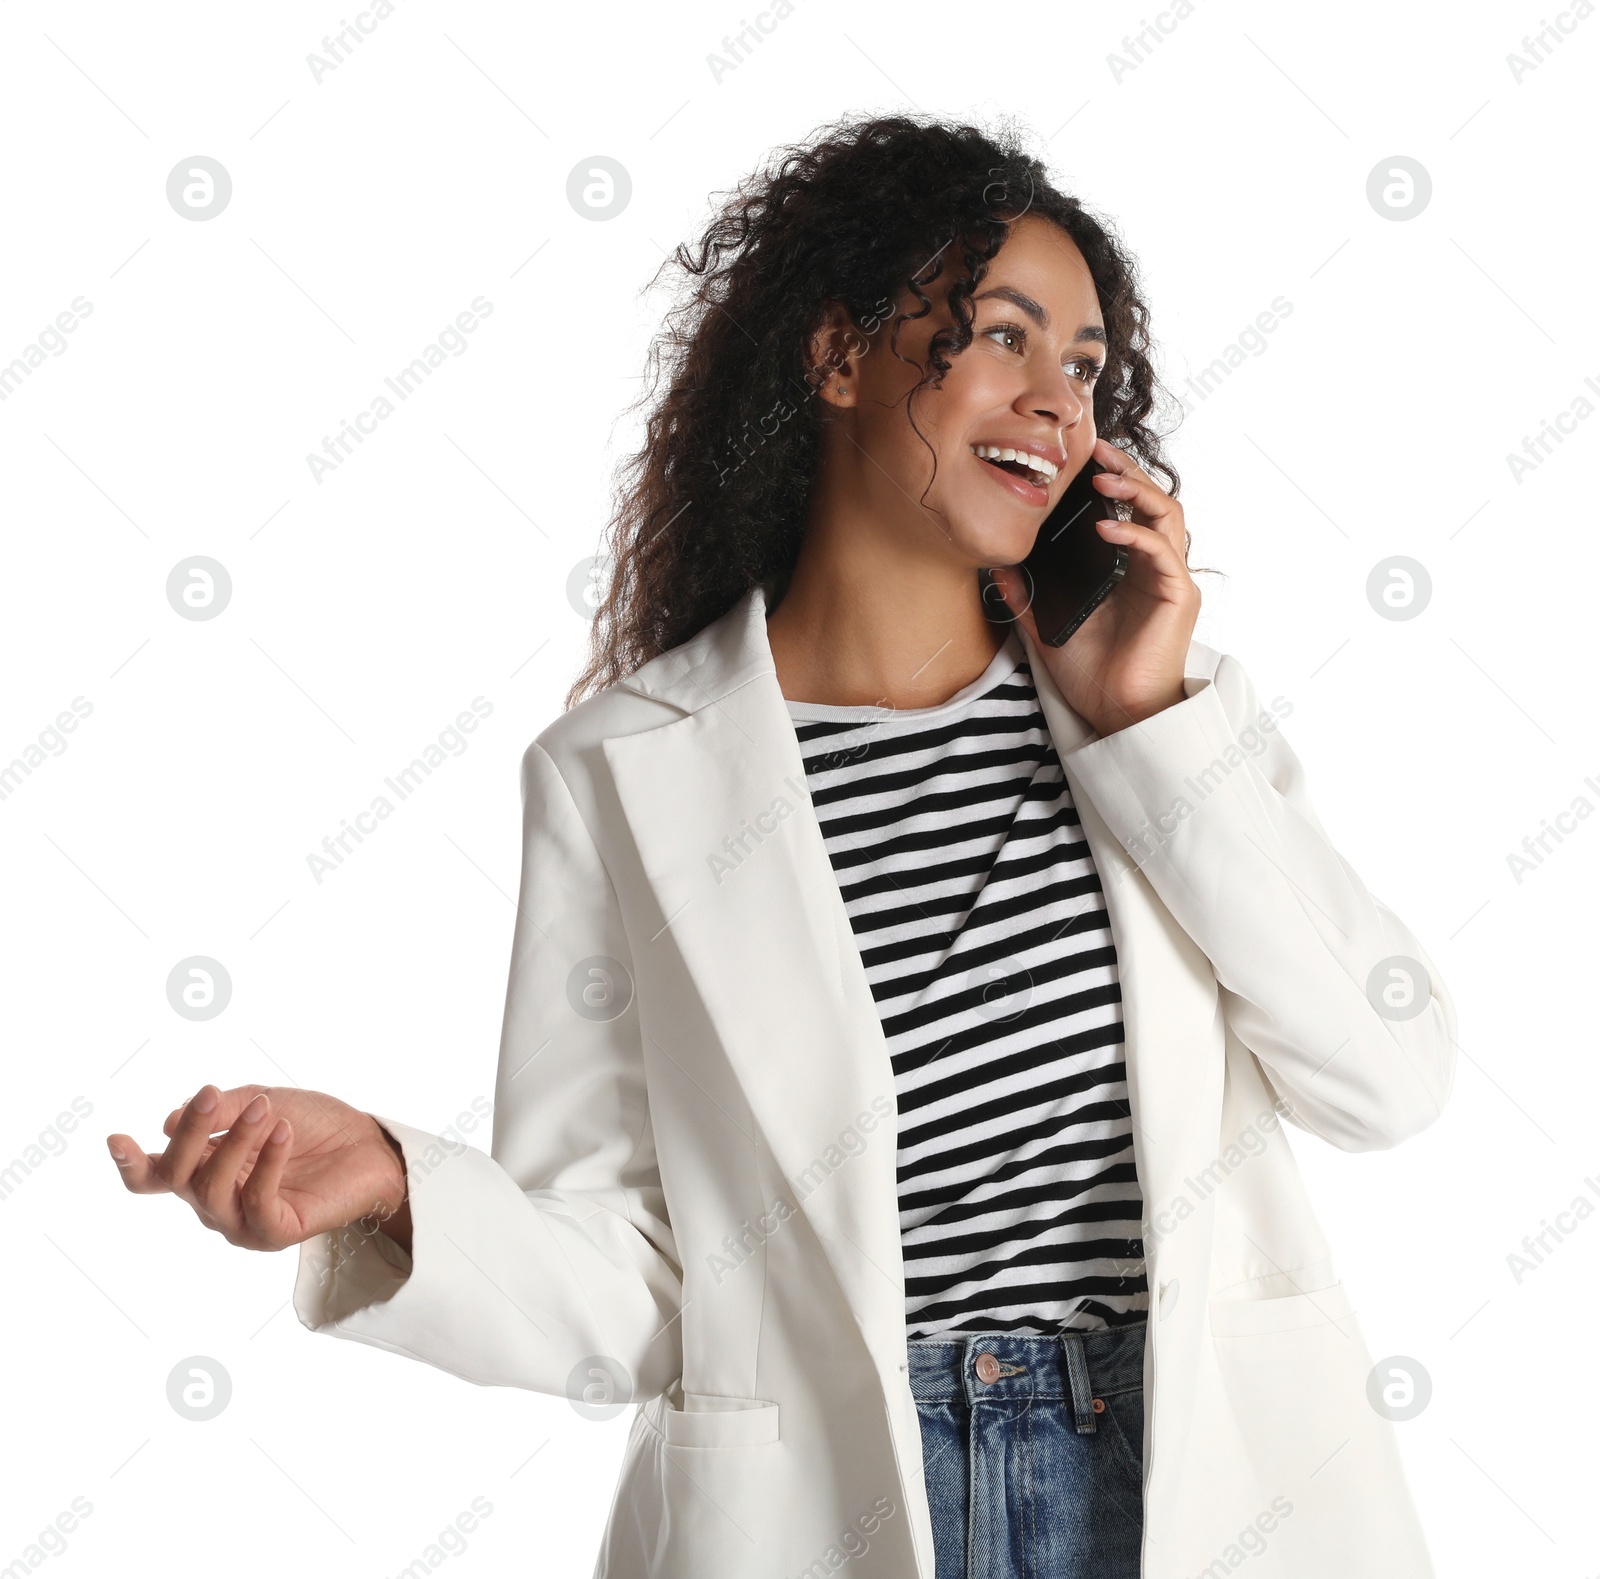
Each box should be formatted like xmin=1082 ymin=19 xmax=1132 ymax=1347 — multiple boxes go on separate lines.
xmin=1020 ymin=364 xmax=1090 ymax=430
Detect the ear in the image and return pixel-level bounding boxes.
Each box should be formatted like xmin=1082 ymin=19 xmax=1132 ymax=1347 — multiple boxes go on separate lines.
xmin=803 ymin=300 xmax=870 ymax=409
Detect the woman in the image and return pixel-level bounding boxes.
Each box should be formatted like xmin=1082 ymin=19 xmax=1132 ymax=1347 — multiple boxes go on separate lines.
xmin=107 ymin=114 xmax=1457 ymax=1579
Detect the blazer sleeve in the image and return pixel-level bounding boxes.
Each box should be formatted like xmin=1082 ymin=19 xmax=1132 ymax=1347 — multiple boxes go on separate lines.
xmin=291 ymin=740 xmax=685 ymax=1402
xmin=1062 ymin=652 xmax=1458 ymax=1152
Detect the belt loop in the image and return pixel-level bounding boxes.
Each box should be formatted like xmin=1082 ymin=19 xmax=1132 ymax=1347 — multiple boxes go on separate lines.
xmin=1060 ymin=1331 xmax=1096 ymax=1434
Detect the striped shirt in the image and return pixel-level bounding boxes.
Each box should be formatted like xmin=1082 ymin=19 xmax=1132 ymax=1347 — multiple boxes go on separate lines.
xmin=785 ymin=629 xmax=1148 ymax=1340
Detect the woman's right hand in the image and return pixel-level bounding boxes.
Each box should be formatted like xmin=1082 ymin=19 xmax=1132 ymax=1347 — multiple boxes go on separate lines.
xmin=106 ymin=1084 xmax=411 ymax=1255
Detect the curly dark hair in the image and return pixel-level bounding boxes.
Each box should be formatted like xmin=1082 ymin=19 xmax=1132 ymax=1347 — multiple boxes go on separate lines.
xmin=566 ymin=110 xmax=1193 ymax=708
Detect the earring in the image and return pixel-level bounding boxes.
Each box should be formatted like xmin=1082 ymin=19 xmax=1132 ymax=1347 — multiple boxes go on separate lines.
xmin=837 ymin=385 xmax=847 ymax=394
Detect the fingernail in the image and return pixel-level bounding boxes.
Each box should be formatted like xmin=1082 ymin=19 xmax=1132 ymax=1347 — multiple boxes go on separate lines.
xmin=241 ymin=1093 xmax=268 ymax=1124
xmin=194 ymin=1086 xmax=218 ymax=1113
xmin=106 ymin=1140 xmax=127 ymax=1164
xmin=269 ymin=1118 xmax=290 ymax=1144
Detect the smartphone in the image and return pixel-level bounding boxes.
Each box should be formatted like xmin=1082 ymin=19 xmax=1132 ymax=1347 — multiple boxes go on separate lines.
xmin=979 ymin=458 xmax=1129 ymax=647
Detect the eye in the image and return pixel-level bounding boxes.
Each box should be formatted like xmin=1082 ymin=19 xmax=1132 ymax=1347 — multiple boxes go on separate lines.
xmin=982 ymin=320 xmax=1028 ymax=353
xmin=982 ymin=320 xmax=1106 ymax=384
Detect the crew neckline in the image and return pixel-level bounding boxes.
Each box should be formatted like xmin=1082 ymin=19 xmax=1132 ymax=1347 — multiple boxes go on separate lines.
xmin=783 ymin=628 xmax=1026 ymax=724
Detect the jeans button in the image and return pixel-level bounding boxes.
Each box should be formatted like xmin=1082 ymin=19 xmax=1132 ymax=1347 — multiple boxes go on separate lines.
xmin=975 ymin=1352 xmax=1001 ymax=1384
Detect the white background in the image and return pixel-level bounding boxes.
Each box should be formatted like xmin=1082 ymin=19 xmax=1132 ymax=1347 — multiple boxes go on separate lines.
xmin=2 ymin=0 xmax=1595 ymax=1574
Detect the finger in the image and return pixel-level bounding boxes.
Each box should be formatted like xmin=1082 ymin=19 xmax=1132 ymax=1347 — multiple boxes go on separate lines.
xmin=1092 ymin=439 xmax=1184 ymax=551
xmin=1092 ymin=435 xmax=1155 ymax=483
xmin=240 ymin=1117 xmax=295 ymax=1246
xmin=163 ymin=1085 xmax=252 ymax=1188
xmin=1095 ymin=477 xmax=1184 ymax=557
xmin=164 ymin=1081 xmax=266 ymax=1140
xmin=106 ymin=1133 xmax=171 ymax=1194
xmin=1096 ymin=516 xmax=1196 ymax=595
xmin=191 ymin=1092 xmax=274 ymax=1226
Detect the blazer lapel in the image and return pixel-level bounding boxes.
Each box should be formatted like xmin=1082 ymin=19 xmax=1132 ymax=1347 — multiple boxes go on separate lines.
xmin=601 ymin=584 xmax=911 ymax=1371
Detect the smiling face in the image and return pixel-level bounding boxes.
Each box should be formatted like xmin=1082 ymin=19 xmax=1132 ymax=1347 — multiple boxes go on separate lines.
xmin=809 ymin=212 xmax=1108 ymax=573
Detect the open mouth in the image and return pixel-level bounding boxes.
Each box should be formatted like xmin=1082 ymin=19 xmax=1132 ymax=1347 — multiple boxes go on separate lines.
xmin=970 ymin=444 xmax=1056 ymax=489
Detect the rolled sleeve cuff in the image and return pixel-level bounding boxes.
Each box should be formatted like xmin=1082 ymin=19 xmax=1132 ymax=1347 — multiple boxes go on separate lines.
xmin=1063 ymin=675 xmax=1261 ymax=864
xmin=293 ymin=1111 xmax=417 ymax=1331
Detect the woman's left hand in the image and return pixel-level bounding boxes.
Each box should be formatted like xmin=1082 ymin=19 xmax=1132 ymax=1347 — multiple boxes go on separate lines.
xmin=992 ymin=436 xmax=1201 ymax=738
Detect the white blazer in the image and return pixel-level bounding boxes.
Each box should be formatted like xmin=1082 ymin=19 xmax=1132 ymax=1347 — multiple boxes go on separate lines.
xmin=294 ymin=581 xmax=1457 ymax=1579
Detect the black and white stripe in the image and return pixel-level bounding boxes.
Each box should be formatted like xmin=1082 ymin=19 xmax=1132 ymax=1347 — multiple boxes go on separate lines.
xmin=786 ymin=632 xmax=1148 ymax=1339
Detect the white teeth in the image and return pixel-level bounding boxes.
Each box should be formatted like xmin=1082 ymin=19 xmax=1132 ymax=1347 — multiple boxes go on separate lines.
xmin=970 ymin=443 xmax=1058 ymax=483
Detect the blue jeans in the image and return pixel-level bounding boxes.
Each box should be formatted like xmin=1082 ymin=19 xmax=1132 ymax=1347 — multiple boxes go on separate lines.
xmin=909 ymin=1322 xmax=1146 ymax=1579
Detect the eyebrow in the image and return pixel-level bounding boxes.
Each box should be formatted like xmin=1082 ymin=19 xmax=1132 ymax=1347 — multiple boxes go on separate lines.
xmin=973 ymin=285 xmax=1107 ymax=344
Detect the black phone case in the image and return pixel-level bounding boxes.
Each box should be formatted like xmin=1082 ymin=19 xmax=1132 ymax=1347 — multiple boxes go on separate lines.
xmin=981 ymin=458 xmax=1129 ymax=646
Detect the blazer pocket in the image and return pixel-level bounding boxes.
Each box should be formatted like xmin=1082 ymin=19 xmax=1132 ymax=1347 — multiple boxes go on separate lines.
xmin=660 ymin=1392 xmax=782 ymax=1449
xmin=1208 ymin=1279 xmax=1358 ymax=1338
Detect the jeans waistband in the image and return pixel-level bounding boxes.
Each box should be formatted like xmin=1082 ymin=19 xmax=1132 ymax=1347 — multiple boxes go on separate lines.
xmin=906 ymin=1322 xmax=1146 ymax=1434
